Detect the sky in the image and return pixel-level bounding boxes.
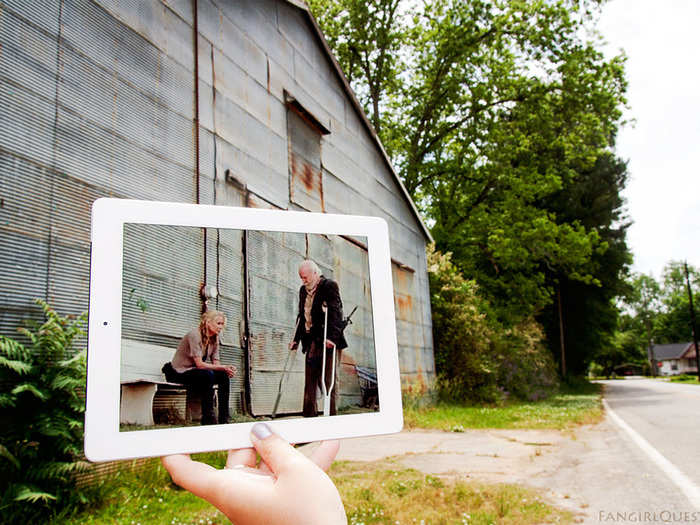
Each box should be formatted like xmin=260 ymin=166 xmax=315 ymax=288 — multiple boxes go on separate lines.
xmin=597 ymin=0 xmax=700 ymax=280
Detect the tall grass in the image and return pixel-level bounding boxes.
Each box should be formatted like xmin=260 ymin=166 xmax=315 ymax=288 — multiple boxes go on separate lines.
xmin=404 ymin=381 xmax=603 ymax=431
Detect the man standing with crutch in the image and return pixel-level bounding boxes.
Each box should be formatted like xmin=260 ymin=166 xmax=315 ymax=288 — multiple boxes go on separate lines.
xmin=289 ymin=260 xmax=347 ymax=417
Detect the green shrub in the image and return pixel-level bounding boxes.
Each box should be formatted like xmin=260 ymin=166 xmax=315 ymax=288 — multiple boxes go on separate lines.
xmin=0 ymin=300 xmax=89 ymax=522
xmin=428 ymin=245 xmax=501 ymax=402
xmin=494 ymin=319 xmax=559 ymax=401
xmin=428 ymin=245 xmax=559 ymax=403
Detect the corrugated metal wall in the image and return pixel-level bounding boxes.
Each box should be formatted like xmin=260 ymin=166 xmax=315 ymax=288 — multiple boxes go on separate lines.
xmin=0 ymin=0 xmax=197 ymax=346
xmin=247 ymin=229 xmax=306 ymax=415
xmin=0 ymin=0 xmax=435 ymax=406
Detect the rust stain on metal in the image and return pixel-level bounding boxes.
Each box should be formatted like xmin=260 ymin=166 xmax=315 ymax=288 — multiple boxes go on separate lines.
xmin=395 ymin=266 xmax=411 ymax=292
xmin=397 ymin=294 xmax=413 ymax=321
xmin=301 ymin=162 xmax=314 ymax=191
xmin=252 ymin=332 xmax=267 ymax=366
xmin=246 ymin=192 xmax=279 ymax=210
xmin=290 ymin=152 xmax=323 ymax=211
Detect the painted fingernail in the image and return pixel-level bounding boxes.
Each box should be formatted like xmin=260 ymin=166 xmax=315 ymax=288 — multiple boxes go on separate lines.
xmin=252 ymin=422 xmax=272 ymax=440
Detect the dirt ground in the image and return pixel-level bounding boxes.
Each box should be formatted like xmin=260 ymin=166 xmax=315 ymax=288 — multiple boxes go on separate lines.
xmin=304 ymin=415 xmax=696 ymax=524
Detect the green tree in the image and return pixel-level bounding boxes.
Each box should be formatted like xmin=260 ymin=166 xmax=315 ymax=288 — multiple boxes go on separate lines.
xmin=618 ymin=272 xmax=662 ymax=372
xmin=654 ymin=261 xmax=700 ymax=343
xmin=307 ymin=0 xmax=407 ymax=137
xmin=312 ymin=0 xmax=627 ymax=322
xmin=615 ymin=264 xmax=700 ymax=375
xmin=0 ymin=300 xmax=89 ymax=522
xmin=428 ymin=245 xmax=558 ymax=401
xmin=538 ymin=152 xmax=633 ymax=375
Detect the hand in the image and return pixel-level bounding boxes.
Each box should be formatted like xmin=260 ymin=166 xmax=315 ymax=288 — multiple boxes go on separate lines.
xmin=289 ymin=340 xmax=299 ymax=351
xmin=222 ymin=365 xmax=236 ymax=378
xmin=162 ymin=423 xmax=346 ymax=525
xmin=325 ymin=340 xmax=335 ymax=349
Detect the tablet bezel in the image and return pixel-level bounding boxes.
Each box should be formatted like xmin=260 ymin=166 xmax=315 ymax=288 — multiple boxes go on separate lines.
xmin=85 ymin=198 xmax=402 ymax=461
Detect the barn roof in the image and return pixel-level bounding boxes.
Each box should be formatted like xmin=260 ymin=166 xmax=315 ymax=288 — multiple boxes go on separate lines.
xmin=284 ymin=0 xmax=433 ymax=243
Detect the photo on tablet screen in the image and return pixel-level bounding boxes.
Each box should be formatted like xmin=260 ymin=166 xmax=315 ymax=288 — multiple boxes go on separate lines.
xmin=119 ymin=223 xmax=378 ymax=432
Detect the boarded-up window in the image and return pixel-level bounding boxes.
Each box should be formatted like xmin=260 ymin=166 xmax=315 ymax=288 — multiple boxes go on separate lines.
xmin=286 ymin=95 xmax=329 ymax=212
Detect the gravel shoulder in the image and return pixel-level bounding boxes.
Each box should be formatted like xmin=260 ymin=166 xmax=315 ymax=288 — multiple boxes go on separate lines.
xmin=316 ymin=415 xmax=696 ymax=524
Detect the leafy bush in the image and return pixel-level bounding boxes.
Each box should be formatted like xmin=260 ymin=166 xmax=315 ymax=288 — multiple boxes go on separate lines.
xmin=495 ymin=319 xmax=559 ymax=401
xmin=428 ymin=245 xmax=500 ymax=402
xmin=0 ymin=300 xmax=89 ymax=522
xmin=428 ymin=245 xmax=558 ymax=403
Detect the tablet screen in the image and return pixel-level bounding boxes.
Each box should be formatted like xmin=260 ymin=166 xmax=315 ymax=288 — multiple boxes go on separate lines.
xmin=85 ymin=199 xmax=400 ymax=461
xmin=119 ymin=224 xmax=378 ymax=431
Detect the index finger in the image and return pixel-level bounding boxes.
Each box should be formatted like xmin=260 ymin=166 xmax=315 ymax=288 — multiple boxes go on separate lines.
xmin=162 ymin=454 xmax=219 ymax=499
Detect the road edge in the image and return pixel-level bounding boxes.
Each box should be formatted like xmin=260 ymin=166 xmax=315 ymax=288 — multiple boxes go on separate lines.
xmin=603 ymin=398 xmax=700 ymax=510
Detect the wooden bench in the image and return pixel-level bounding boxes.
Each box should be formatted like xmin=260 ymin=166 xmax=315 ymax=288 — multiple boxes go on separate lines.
xmin=120 ymin=339 xmax=220 ymax=426
xmin=120 ymin=339 xmax=186 ymax=426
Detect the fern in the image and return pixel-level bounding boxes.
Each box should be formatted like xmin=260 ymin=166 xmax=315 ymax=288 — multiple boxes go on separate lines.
xmin=12 ymin=486 xmax=57 ymax=503
xmin=0 ymin=355 xmax=31 ymax=375
xmin=0 ymin=299 xmax=89 ymax=521
xmin=0 ymin=444 xmax=20 ymax=470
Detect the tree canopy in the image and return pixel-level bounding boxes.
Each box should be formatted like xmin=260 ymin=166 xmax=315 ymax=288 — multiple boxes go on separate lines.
xmin=310 ymin=0 xmax=631 ymax=381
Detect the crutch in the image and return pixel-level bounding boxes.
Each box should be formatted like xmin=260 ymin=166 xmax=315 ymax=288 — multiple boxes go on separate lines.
xmin=321 ymin=304 xmax=337 ymax=417
xmin=272 ymin=317 xmax=300 ymax=418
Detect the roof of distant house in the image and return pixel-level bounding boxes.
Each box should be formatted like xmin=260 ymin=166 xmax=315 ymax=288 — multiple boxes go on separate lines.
xmin=652 ymin=342 xmax=696 ymax=360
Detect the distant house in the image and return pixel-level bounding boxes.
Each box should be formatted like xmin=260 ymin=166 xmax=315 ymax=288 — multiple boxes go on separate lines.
xmin=652 ymin=343 xmax=698 ymax=376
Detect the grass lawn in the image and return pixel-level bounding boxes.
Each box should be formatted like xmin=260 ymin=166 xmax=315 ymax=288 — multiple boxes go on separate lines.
xmin=336 ymin=459 xmax=572 ymax=525
xmin=404 ymin=382 xmax=603 ymax=432
xmin=55 ymin=455 xmax=571 ymax=525
xmin=54 ymin=384 xmax=600 ymax=523
xmin=668 ymin=374 xmax=700 ymax=385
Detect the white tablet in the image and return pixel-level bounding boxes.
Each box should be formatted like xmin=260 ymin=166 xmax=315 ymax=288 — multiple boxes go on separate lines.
xmin=85 ymin=198 xmax=402 ymax=461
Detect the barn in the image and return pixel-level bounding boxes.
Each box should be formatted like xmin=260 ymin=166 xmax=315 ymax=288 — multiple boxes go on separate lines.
xmin=0 ymin=0 xmax=435 ymax=419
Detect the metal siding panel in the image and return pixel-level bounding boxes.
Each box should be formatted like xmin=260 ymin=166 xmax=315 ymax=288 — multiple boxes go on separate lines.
xmin=267 ymin=57 xmax=334 ymax=130
xmin=2 ymin=0 xmax=61 ymax=35
xmin=0 ymin=232 xmax=48 ymax=325
xmin=197 ymin=34 xmax=213 ymax=86
xmin=61 ymin=0 xmax=120 ymax=72
xmin=163 ymin=0 xmax=194 ymax=25
xmin=216 ymin=0 xmax=294 ymax=76
xmin=199 ymin=127 xmax=216 ymax=182
xmin=276 ymin=1 xmax=330 ymax=80
xmin=121 ymin=224 xmax=203 ymax=346
xmin=212 ymin=47 xmax=286 ymax=138
xmin=214 ymin=137 xmax=288 ymax=209
xmin=53 ymin=106 xmax=194 ymax=202
xmin=321 ymin=141 xmax=373 ymax=199
xmin=194 ymin=0 xmax=221 ymax=49
xmin=0 ymin=81 xmax=57 ymax=167
xmin=288 ymin=106 xmax=325 ymax=213
xmin=218 ymin=12 xmax=267 ymax=88
xmin=198 ymin=78 xmax=215 ymax=133
xmin=248 ymin=230 xmax=306 ymax=415
xmin=292 ymin=50 xmax=345 ymax=124
xmin=212 ymin=224 xmax=246 ymax=417
xmin=213 ymin=93 xmax=287 ymax=177
xmin=0 ymin=7 xmax=59 ymax=101
xmin=96 ymin=0 xmax=194 ymax=70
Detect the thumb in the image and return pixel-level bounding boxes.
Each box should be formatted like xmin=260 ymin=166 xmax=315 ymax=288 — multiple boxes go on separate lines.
xmin=250 ymin=423 xmax=310 ymax=477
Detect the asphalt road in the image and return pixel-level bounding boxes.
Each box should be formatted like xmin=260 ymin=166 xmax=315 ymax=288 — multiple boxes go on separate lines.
xmin=602 ymin=379 xmax=700 ymax=488
xmin=329 ymin=379 xmax=700 ymax=523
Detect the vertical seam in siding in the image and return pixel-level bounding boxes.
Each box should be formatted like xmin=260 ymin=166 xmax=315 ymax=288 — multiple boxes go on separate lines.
xmin=45 ymin=0 xmax=65 ymax=303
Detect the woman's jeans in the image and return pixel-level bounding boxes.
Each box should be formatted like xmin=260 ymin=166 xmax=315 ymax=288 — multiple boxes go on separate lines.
xmin=164 ymin=365 xmax=230 ymax=425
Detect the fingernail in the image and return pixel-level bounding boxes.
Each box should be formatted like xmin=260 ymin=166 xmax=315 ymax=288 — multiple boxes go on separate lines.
xmin=251 ymin=422 xmax=272 ymax=440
